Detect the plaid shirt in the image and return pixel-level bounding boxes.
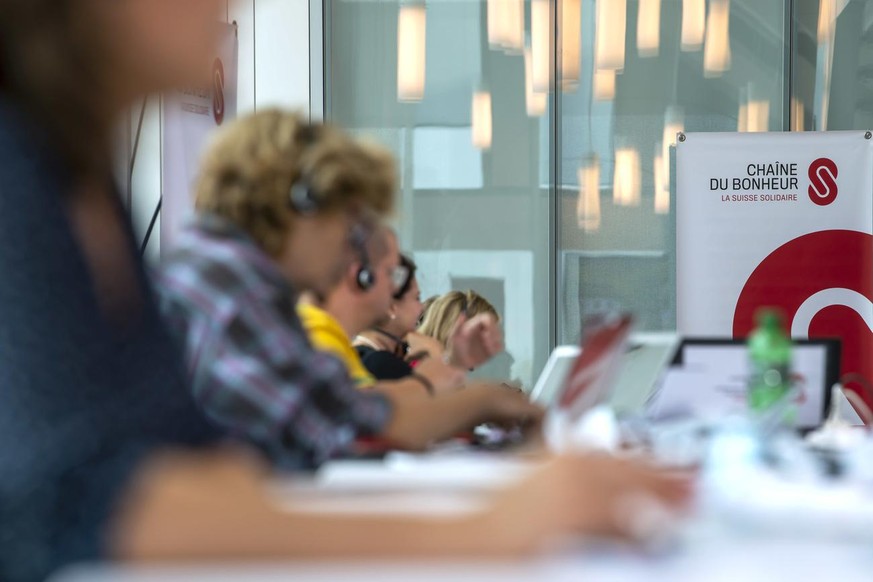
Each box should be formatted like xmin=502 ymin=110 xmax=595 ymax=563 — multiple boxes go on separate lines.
xmin=154 ymin=214 xmax=392 ymax=470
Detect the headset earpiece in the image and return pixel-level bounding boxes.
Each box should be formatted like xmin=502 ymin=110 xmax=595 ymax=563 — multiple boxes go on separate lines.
xmin=288 ymin=181 xmax=320 ymax=215
xmin=288 ymin=122 xmax=323 ymax=214
xmin=356 ymin=264 xmax=375 ymax=291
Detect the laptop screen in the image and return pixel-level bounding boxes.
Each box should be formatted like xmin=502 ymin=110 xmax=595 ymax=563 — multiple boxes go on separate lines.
xmin=657 ymin=338 xmax=841 ymax=431
xmin=557 ymin=314 xmax=634 ymax=418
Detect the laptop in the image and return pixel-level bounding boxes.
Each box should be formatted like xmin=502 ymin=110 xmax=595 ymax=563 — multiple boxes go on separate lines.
xmin=529 ymin=345 xmax=581 ymax=406
xmin=650 ymin=337 xmax=842 ymax=432
xmin=531 ymin=334 xmax=680 ymax=415
xmin=610 ymin=332 xmax=681 ymax=414
xmin=555 ymin=314 xmax=635 ymax=419
xmin=476 ymin=314 xmax=634 ymax=450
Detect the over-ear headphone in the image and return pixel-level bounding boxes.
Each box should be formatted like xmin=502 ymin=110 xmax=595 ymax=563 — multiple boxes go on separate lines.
xmin=288 ymin=181 xmax=320 ymax=215
xmin=288 ymin=122 xmax=375 ymax=292
xmin=287 ymin=123 xmax=323 ymax=215
xmin=356 ymin=262 xmax=375 ymax=291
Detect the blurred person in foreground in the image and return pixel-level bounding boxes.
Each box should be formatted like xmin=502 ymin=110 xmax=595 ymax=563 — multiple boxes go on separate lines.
xmin=0 ymin=1 xmax=691 ymax=580
xmin=158 ymin=109 xmax=543 ymax=462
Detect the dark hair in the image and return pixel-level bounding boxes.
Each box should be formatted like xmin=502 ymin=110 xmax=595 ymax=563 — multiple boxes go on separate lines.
xmin=393 ymin=253 xmax=417 ymax=300
xmin=0 ymin=0 xmax=111 ymax=177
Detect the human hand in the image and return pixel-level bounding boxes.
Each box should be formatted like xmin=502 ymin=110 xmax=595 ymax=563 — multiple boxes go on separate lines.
xmin=467 ymin=382 xmax=545 ymax=429
xmin=494 ymin=454 xmax=693 ymax=549
xmin=446 ymin=313 xmax=504 ymax=370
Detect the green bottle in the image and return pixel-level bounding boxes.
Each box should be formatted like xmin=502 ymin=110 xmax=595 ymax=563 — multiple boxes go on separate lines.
xmin=747 ymin=309 xmax=793 ymax=415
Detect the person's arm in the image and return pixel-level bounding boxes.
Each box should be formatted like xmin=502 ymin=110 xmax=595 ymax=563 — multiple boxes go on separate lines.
xmin=371 ymin=354 xmax=466 ymax=398
xmin=405 ymin=332 xmax=446 ymax=360
xmin=197 ymin=301 xmax=393 ymax=468
xmin=199 ymin=302 xmax=530 ymax=457
xmin=301 ymin=314 xmax=466 ymax=396
xmin=377 ymin=382 xmax=544 ymax=450
xmin=111 ymin=450 xmax=693 ymax=562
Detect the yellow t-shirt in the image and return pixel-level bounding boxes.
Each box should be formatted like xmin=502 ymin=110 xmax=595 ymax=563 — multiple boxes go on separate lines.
xmin=297 ymin=303 xmax=376 ymax=388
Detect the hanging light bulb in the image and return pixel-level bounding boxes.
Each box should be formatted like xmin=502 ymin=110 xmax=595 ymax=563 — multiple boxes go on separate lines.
xmin=488 ymin=0 xmax=523 ymax=52
xmin=561 ymin=0 xmax=582 ymax=90
xmin=817 ymin=0 xmax=848 ymax=130
xmin=818 ymin=0 xmax=835 ymax=44
xmin=613 ymin=147 xmax=641 ymax=207
xmin=791 ymin=96 xmax=805 ymax=131
xmin=654 ymin=143 xmax=670 ymax=214
xmin=681 ymin=0 xmax=705 ymax=51
xmin=524 ymin=42 xmax=547 ymax=116
xmin=577 ymin=155 xmax=601 ymax=231
xmin=704 ymin=0 xmax=731 ymax=77
xmin=737 ymin=92 xmax=748 ymax=132
xmin=489 ymin=0 xmax=523 ymax=53
xmin=397 ymin=3 xmax=426 ymax=102
xmin=472 ymin=90 xmax=492 ymax=150
xmin=747 ymin=100 xmax=770 ymax=132
xmin=503 ymin=0 xmax=525 ymax=54
xmin=531 ymin=0 xmax=552 ymax=92
xmin=661 ymin=106 xmax=684 ymax=192
xmin=741 ymin=84 xmax=769 ymax=132
xmin=487 ymin=0 xmax=501 ymax=48
xmin=595 ymin=0 xmax=626 ymax=71
xmin=593 ymin=69 xmax=616 ymax=101
xmin=637 ymin=0 xmax=661 ymax=57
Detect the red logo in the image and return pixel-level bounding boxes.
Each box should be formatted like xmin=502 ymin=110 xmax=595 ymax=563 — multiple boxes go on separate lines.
xmin=733 ymin=230 xmax=873 ymax=410
xmin=212 ymin=58 xmax=225 ymax=126
xmin=808 ymin=158 xmax=838 ymax=206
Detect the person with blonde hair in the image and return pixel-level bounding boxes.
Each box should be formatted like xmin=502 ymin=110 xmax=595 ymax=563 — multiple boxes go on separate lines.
xmin=0 ymin=0 xmax=690 ymax=578
xmin=354 ymin=258 xmax=503 ymax=381
xmin=413 ymin=290 xmax=502 ymax=369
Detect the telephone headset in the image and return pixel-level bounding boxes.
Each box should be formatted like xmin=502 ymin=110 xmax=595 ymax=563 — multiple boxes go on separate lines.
xmin=287 ymin=123 xmax=375 ymax=292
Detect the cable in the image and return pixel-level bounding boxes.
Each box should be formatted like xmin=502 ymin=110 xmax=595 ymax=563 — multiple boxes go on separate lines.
xmin=842 ymin=388 xmax=873 ymax=427
xmin=127 ymin=97 xmax=148 ymax=211
xmin=127 ymin=95 xmax=158 ymax=257
xmin=838 ymin=373 xmax=873 ymax=426
xmin=140 ymin=198 xmax=162 ymax=256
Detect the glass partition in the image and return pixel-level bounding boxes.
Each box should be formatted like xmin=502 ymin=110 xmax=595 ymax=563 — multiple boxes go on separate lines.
xmin=792 ymin=0 xmax=873 ymax=132
xmin=328 ymin=0 xmax=554 ymax=386
xmin=326 ymin=0 xmax=808 ymax=385
xmin=558 ymin=0 xmax=787 ymax=344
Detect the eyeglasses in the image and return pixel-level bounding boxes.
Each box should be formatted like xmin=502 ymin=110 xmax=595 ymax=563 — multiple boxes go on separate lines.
xmin=391 ymin=264 xmax=411 ymax=295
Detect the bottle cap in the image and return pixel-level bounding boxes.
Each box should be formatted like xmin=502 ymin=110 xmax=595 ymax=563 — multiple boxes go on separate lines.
xmin=755 ymin=308 xmax=784 ymax=329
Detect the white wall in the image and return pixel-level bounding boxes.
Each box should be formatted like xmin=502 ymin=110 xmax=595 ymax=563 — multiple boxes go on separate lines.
xmin=125 ymin=0 xmax=315 ymax=260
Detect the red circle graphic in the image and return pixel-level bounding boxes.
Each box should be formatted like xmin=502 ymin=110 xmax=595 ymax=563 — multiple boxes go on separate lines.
xmin=733 ymin=229 xmax=873 ymax=410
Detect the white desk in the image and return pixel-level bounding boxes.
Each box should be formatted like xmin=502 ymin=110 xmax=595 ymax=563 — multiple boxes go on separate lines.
xmin=266 ymin=449 xmax=538 ymax=517
xmin=53 ymin=438 xmax=873 ymax=581
xmin=54 ymin=532 xmax=873 ymax=581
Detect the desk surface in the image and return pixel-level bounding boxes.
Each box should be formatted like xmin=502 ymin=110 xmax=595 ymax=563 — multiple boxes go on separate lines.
xmin=54 ymin=534 xmax=873 ymax=582
xmin=55 ymin=428 xmax=873 ymax=581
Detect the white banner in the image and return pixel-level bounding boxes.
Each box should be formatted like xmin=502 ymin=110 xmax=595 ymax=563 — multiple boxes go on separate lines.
xmin=161 ymin=22 xmax=238 ymax=253
xmin=677 ymin=131 xmax=873 ymax=409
